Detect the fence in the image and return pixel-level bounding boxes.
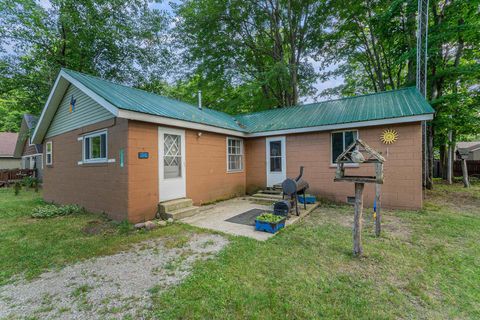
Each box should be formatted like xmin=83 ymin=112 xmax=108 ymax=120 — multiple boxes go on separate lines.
xmin=0 ymin=169 xmax=36 ymax=187
xmin=434 ymin=160 xmax=480 ymax=178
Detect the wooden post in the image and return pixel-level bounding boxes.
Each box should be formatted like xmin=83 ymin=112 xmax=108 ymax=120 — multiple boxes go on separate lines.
xmin=375 ymin=183 xmax=381 ymax=237
xmin=461 ymin=158 xmax=470 ymax=188
xmin=353 ymin=182 xmax=364 ymax=256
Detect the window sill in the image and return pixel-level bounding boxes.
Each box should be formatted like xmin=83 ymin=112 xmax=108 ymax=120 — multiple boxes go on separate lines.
xmin=227 ymin=170 xmax=244 ymax=174
xmin=78 ymin=159 xmax=115 ymax=166
xmin=329 ymin=163 xmax=360 ymax=168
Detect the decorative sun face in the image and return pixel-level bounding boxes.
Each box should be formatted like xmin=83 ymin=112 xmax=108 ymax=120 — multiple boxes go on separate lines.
xmin=381 ymin=129 xmax=398 ymax=144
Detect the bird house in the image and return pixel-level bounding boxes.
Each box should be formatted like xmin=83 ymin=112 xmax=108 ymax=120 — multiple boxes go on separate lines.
xmin=334 ymin=139 xmax=385 ymax=184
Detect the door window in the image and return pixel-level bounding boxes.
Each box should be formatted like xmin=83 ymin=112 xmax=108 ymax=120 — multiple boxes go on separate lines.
xmin=269 ymin=141 xmax=282 ymax=172
xmin=164 ymin=134 xmax=182 ymax=179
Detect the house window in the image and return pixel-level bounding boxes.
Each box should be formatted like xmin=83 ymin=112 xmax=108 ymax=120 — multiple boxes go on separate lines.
xmin=28 ymin=136 xmax=34 ymax=146
xmin=227 ymin=137 xmax=243 ymax=172
xmin=46 ymin=141 xmax=53 ymax=165
xmin=331 ymin=130 xmax=358 ymax=163
xmin=83 ymin=130 xmax=107 ymax=163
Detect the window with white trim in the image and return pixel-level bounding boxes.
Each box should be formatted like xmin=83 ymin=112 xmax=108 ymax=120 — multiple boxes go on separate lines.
xmin=83 ymin=130 xmax=107 ymax=163
xmin=331 ymin=130 xmax=358 ymax=163
xmin=227 ymin=137 xmax=243 ymax=172
xmin=46 ymin=141 xmax=53 ymax=165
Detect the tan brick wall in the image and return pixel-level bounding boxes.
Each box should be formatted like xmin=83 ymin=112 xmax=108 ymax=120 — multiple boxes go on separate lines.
xmin=42 ymin=118 xmax=129 ymax=220
xmin=246 ymin=122 xmax=423 ymax=209
xmin=126 ymin=121 xmax=159 ymax=222
xmin=125 ymin=122 xmax=247 ymax=220
xmin=245 ymin=138 xmax=266 ymax=194
xmin=185 ymin=130 xmax=246 ymax=205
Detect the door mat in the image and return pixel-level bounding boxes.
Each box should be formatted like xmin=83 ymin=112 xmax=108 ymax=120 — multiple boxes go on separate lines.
xmin=225 ymin=209 xmax=271 ymax=226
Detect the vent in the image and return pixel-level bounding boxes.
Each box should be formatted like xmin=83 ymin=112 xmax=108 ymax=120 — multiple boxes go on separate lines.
xmin=346 ymin=196 xmax=355 ymax=205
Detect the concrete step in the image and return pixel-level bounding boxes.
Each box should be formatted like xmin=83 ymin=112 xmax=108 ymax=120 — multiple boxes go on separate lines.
xmin=158 ymin=198 xmax=193 ymax=213
xmin=252 ymin=193 xmax=283 ymax=200
xmin=166 ymin=206 xmax=200 ymax=220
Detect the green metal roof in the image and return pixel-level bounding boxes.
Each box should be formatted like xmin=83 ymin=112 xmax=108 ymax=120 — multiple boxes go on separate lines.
xmin=62 ymin=69 xmax=434 ymax=134
xmin=236 ymin=87 xmax=435 ymax=133
xmin=62 ymin=69 xmax=247 ymax=132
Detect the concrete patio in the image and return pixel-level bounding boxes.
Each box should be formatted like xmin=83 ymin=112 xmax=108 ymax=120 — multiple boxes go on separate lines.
xmin=180 ymin=197 xmax=320 ymax=240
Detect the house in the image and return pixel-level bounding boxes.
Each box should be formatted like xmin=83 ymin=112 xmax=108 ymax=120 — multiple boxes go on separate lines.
xmin=13 ymin=114 xmax=44 ymax=180
xmin=32 ymin=69 xmax=434 ymax=222
xmin=455 ymin=141 xmax=480 ymax=160
xmin=0 ymin=132 xmax=20 ymax=169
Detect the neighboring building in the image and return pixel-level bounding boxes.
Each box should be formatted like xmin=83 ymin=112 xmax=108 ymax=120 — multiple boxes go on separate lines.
xmin=32 ymin=69 xmax=435 ymax=222
xmin=0 ymin=132 xmax=21 ymax=169
xmin=13 ymin=114 xmax=44 ymax=180
xmin=455 ymin=141 xmax=480 ymax=160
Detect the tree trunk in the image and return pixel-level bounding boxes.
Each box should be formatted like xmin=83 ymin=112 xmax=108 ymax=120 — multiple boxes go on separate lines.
xmin=461 ymin=159 xmax=470 ymax=188
xmin=447 ymin=129 xmax=453 ymax=184
xmin=426 ymin=124 xmax=434 ymax=190
xmin=353 ymin=182 xmax=364 ymax=256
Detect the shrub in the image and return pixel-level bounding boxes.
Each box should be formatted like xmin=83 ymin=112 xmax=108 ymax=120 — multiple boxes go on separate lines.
xmin=14 ymin=182 xmax=21 ymax=196
xmin=31 ymin=204 xmax=85 ymax=218
xmin=256 ymin=213 xmax=285 ymax=223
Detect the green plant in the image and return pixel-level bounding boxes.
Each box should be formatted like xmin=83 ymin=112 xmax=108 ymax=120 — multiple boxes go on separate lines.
xmin=14 ymin=182 xmax=21 ymax=196
xmin=31 ymin=204 xmax=85 ymax=218
xmin=22 ymin=176 xmax=37 ymax=188
xmin=117 ymin=220 xmax=132 ymax=234
xmin=255 ymin=213 xmax=284 ymax=224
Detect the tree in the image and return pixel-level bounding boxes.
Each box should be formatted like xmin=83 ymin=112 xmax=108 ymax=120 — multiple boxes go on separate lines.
xmin=173 ymin=0 xmax=330 ymax=113
xmin=0 ymin=0 xmax=169 ymax=131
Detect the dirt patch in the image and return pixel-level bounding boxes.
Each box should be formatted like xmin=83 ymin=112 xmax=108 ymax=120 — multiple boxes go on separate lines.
xmin=309 ymin=205 xmax=412 ymax=241
xmin=81 ymin=220 xmax=116 ymax=236
xmin=0 ymin=234 xmax=228 ymax=319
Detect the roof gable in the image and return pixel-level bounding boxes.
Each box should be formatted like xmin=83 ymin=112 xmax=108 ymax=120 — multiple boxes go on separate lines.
xmin=46 ymin=84 xmax=115 ymax=138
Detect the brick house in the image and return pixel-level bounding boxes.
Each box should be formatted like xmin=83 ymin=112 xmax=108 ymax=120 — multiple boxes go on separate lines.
xmin=32 ymin=69 xmax=434 ymax=222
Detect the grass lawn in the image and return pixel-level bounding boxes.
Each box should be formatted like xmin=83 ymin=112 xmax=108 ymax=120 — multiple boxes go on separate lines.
xmin=0 ymin=187 xmax=197 ymax=286
xmin=1 ymin=181 xmax=480 ymax=319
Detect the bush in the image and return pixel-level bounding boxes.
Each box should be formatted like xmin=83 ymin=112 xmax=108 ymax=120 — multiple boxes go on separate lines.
xmin=256 ymin=213 xmax=285 ymax=223
xmin=31 ymin=204 xmax=85 ymax=218
xmin=14 ymin=182 xmax=21 ymax=196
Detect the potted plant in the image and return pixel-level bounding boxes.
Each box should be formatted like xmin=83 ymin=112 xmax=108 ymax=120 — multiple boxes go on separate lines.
xmin=255 ymin=213 xmax=286 ymax=234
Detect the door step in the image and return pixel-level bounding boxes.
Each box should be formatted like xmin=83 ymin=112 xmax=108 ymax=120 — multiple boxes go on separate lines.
xmin=251 ymin=192 xmax=283 ymax=201
xmin=158 ymin=198 xmax=199 ymax=220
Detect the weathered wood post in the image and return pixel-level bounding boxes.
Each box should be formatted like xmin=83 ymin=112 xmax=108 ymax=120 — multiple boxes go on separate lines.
xmin=353 ymin=182 xmax=364 ymax=255
xmin=334 ymin=139 xmax=385 ymax=256
xmin=375 ymin=183 xmax=381 ymax=237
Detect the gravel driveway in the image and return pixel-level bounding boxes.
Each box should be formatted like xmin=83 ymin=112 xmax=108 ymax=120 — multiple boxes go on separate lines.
xmin=0 ymin=233 xmax=228 ymax=319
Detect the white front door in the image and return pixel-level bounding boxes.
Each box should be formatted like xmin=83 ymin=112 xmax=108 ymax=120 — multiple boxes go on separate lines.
xmin=159 ymin=127 xmax=186 ymax=201
xmin=266 ymin=136 xmax=286 ymax=187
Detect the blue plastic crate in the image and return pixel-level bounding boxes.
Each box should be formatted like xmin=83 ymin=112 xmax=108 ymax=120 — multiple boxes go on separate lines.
xmin=255 ymin=218 xmax=286 ymax=234
xmin=297 ymin=195 xmax=316 ymax=204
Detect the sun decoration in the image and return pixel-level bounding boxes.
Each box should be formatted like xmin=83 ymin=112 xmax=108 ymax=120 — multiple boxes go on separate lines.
xmin=381 ymin=129 xmax=398 ymax=144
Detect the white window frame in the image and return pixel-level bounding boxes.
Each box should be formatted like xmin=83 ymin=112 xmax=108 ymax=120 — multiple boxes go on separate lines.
xmin=45 ymin=141 xmax=53 ymax=165
xmin=330 ymin=129 xmax=359 ymax=167
xmin=226 ymin=137 xmax=244 ymax=172
xmin=82 ymin=130 xmax=108 ymax=163
xmin=28 ymin=136 xmax=34 ymax=146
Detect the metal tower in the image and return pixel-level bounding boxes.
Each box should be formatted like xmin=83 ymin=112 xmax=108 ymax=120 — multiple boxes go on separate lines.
xmin=416 ymin=0 xmax=429 ymax=97
xmin=417 ymin=0 xmax=429 ymax=187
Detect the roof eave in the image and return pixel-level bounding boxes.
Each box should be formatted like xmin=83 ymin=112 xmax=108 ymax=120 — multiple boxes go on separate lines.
xmin=244 ymin=113 xmax=434 ymax=137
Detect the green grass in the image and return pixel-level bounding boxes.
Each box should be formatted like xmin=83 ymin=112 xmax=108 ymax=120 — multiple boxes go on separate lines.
xmin=150 ymin=181 xmax=480 ymax=319
xmin=2 ymin=182 xmax=480 ymax=319
xmin=0 ymin=187 xmax=196 ymax=285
